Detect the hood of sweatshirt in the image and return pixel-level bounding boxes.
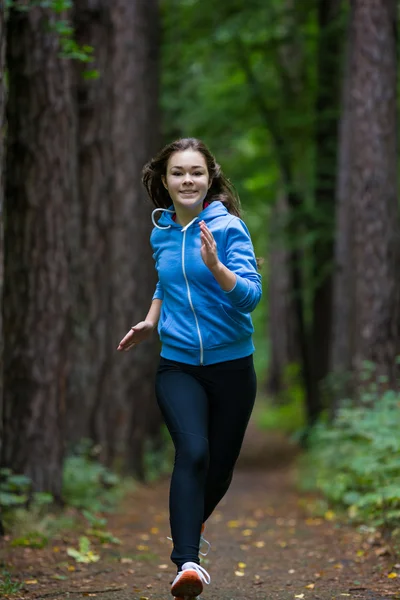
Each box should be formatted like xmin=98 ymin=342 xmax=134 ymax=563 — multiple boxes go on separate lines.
xmin=151 ymin=200 xmax=229 ymax=231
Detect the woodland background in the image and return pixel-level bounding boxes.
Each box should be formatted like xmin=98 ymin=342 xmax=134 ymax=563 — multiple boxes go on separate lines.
xmin=0 ymin=0 xmax=399 ymax=534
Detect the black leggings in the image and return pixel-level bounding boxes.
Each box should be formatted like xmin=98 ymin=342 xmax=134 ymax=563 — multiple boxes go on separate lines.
xmin=155 ymin=355 xmax=257 ymax=569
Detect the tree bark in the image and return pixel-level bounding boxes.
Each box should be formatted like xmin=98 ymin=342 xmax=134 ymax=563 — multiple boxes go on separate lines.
xmin=70 ymin=0 xmax=161 ymax=476
xmin=0 ymin=3 xmax=5 ymax=463
xmin=67 ymin=0 xmax=114 ymax=449
xmin=266 ymin=191 xmax=299 ymax=397
xmin=349 ymin=0 xmax=399 ymax=387
xmin=330 ymin=16 xmax=354 ymax=407
xmin=312 ymin=0 xmax=343 ymax=407
xmin=108 ymin=0 xmax=161 ymax=477
xmin=2 ymin=7 xmax=76 ymax=495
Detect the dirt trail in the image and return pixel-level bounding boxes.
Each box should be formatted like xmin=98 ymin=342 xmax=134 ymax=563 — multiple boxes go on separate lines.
xmin=1 ymin=422 xmax=399 ymax=600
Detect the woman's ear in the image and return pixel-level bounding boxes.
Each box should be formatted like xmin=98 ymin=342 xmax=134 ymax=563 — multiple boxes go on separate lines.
xmin=208 ymin=178 xmax=213 ymax=190
xmin=161 ymin=175 xmax=168 ymax=190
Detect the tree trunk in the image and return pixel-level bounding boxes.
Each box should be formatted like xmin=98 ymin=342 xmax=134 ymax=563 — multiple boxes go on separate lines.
xmin=349 ymin=0 xmax=399 ymax=387
xmin=312 ymin=0 xmax=343 ymax=406
xmin=0 ymin=3 xmax=5 ymax=464
xmin=266 ymin=191 xmax=299 ymax=397
xmin=330 ymin=16 xmax=354 ymax=408
xmin=67 ymin=0 xmax=114 ymax=450
xmin=109 ymin=0 xmax=161 ymax=477
xmin=2 ymin=7 xmax=76 ymax=496
xmin=71 ymin=0 xmax=161 ymax=476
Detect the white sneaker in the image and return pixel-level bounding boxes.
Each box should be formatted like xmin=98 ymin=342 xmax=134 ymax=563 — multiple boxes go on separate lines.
xmin=171 ymin=562 xmax=210 ymax=598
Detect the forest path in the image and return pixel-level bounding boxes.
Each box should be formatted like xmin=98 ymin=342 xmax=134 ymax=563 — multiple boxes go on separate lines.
xmin=2 ymin=422 xmax=399 ymax=600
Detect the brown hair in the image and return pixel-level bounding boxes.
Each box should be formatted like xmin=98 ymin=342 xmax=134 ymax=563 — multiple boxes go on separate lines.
xmin=142 ymin=138 xmax=241 ymax=217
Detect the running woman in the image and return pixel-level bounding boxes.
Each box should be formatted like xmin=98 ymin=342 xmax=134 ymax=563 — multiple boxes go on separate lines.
xmin=117 ymin=138 xmax=262 ymax=599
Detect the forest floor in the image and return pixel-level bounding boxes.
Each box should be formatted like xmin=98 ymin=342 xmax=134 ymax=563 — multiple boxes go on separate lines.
xmin=1 ymin=420 xmax=400 ymax=600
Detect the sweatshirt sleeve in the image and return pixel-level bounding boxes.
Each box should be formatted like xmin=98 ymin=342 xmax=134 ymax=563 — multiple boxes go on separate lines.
xmin=222 ymin=218 xmax=262 ymax=313
xmin=152 ymin=279 xmax=164 ymax=301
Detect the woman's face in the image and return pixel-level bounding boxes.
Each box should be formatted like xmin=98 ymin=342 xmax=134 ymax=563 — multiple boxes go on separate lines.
xmin=162 ymin=149 xmax=211 ymax=214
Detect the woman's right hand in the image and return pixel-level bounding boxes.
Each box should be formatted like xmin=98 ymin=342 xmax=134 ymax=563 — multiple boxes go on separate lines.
xmin=117 ymin=320 xmax=155 ymax=352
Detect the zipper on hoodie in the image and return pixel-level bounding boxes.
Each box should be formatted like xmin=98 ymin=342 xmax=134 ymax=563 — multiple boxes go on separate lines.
xmin=181 ymin=223 xmax=204 ymax=365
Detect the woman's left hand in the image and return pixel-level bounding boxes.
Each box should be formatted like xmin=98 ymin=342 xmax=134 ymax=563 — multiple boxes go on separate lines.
xmin=200 ymin=221 xmax=219 ymax=270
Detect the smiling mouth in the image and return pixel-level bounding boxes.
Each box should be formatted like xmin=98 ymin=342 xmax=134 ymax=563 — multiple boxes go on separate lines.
xmin=180 ymin=190 xmax=197 ymax=195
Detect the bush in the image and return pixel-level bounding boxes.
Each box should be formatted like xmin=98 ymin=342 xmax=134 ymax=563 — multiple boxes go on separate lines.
xmin=62 ymin=441 xmax=128 ymax=512
xmin=299 ymin=388 xmax=400 ymax=528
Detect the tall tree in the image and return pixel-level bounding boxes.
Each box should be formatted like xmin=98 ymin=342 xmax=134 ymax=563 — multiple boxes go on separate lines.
xmin=67 ymin=0 xmax=114 ymax=449
xmin=349 ymin=0 xmax=399 ymax=386
xmin=267 ymin=192 xmax=299 ymax=396
xmin=330 ymin=15 xmax=354 ymax=406
xmin=70 ymin=0 xmax=161 ymax=477
xmin=0 ymin=2 xmax=5 ymax=463
xmin=2 ymin=6 xmax=76 ymax=496
xmin=311 ymin=0 xmax=343 ymax=411
xmin=108 ymin=0 xmax=160 ymax=477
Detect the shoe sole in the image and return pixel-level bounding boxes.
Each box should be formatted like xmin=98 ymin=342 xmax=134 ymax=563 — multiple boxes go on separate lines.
xmin=171 ymin=571 xmax=203 ymax=597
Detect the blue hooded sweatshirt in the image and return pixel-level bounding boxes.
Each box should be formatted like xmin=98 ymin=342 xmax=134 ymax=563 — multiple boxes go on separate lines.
xmin=150 ymin=200 xmax=262 ymax=366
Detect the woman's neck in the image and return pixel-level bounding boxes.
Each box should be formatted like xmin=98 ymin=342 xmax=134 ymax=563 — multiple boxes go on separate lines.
xmin=174 ymin=205 xmax=203 ymax=227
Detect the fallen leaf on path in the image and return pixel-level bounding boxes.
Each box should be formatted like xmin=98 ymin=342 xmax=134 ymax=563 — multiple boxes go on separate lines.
xmin=325 ymin=510 xmax=335 ymax=521
xmin=150 ymin=527 xmax=159 ymax=534
xmin=227 ymin=520 xmax=240 ymax=528
xmin=235 ymin=571 xmax=245 ymax=576
xmin=121 ymin=558 xmax=133 ymax=564
xmin=24 ymin=580 xmax=38 ymax=584
xmin=158 ymin=564 xmax=168 ymax=569
xmin=139 ymin=534 xmax=150 ymax=541
xmin=294 ymin=594 xmax=304 ymax=599
xmin=136 ymin=545 xmax=149 ymax=551
xmin=388 ymin=572 xmax=398 ymax=578
xmin=240 ymin=544 xmax=250 ymax=550
xmin=374 ymin=546 xmax=389 ymax=556
xmin=305 ymin=518 xmax=322 ymax=526
xmin=254 ymin=541 xmax=265 ymax=548
xmin=245 ymin=519 xmax=258 ymax=528
xmin=241 ymin=529 xmax=253 ymax=536
xmin=305 ymin=583 xmax=315 ymax=589
xmin=238 ymin=562 xmax=247 ymax=569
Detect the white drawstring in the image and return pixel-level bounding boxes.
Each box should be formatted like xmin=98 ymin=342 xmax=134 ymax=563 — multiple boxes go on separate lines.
xmin=151 ymin=207 xmax=175 ymax=230
xmin=167 ymin=534 xmax=211 ymax=557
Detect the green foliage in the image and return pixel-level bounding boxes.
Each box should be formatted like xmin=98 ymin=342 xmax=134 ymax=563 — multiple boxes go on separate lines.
xmin=299 ymin=388 xmax=400 ymax=528
xmin=62 ymin=443 xmax=125 ymax=513
xmin=11 ymin=531 xmax=48 ymax=548
xmin=82 ymin=510 xmax=121 ymax=545
xmin=67 ymin=536 xmax=100 ymax=563
xmin=6 ymin=0 xmax=98 ymax=72
xmin=86 ymin=528 xmax=121 ymax=545
xmin=0 ymin=568 xmax=22 ymax=596
xmin=0 ymin=468 xmax=31 ymax=508
xmin=143 ymin=427 xmax=174 ymax=482
xmin=255 ymin=363 xmax=306 ymax=434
